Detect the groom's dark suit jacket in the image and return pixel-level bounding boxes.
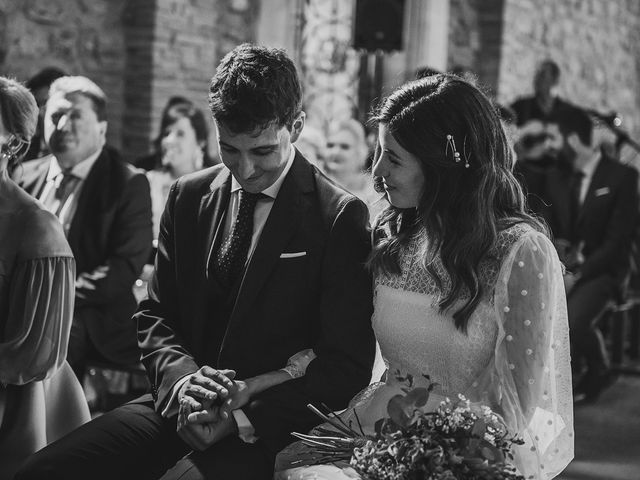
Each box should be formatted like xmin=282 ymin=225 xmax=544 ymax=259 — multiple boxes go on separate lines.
xmin=135 ymin=151 xmax=376 ymax=452
xmin=18 ymin=148 xmax=153 ymax=364
xmin=518 ymin=156 xmax=638 ymax=285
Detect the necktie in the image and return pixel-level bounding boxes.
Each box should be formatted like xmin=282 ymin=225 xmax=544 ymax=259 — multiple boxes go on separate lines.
xmin=569 ymin=169 xmax=585 ymax=241
xmin=212 ymin=189 xmax=262 ymax=287
xmin=41 ymin=170 xmax=79 ymax=218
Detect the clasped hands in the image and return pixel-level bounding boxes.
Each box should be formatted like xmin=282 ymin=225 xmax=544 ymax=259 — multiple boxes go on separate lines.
xmin=176 ymin=366 xmax=249 ymax=451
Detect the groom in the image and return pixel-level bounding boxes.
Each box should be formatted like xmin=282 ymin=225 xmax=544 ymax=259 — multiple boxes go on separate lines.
xmin=17 ymin=44 xmax=375 ymax=480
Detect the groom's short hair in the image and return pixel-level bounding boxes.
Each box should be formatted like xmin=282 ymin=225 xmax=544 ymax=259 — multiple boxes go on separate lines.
xmin=208 ymin=43 xmax=302 ymax=134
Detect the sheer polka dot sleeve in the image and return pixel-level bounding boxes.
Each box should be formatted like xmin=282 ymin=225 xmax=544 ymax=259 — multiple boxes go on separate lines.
xmin=491 ymin=231 xmax=573 ymax=479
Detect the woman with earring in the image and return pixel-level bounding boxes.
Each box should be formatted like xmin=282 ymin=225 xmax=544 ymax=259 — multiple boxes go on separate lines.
xmin=277 ymin=74 xmax=573 ymax=479
xmin=0 ymin=77 xmax=89 ymax=479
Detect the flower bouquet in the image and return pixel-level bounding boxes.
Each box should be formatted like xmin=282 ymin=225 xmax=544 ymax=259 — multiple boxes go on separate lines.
xmin=292 ymin=374 xmax=524 ymax=480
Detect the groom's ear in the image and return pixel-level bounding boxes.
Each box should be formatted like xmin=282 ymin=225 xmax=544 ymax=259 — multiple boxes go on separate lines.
xmin=290 ymin=112 xmax=305 ymax=143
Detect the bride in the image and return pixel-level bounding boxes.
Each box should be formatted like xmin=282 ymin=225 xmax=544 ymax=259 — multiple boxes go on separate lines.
xmin=276 ymin=74 xmax=573 ymax=480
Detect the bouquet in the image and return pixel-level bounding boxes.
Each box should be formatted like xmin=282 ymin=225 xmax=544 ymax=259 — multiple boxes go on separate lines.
xmin=292 ymin=374 xmax=524 ymax=480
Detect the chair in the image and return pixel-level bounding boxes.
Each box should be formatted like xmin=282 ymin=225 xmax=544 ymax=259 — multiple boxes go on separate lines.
xmin=83 ymin=360 xmax=149 ymax=413
xmin=607 ymin=290 xmax=640 ymax=376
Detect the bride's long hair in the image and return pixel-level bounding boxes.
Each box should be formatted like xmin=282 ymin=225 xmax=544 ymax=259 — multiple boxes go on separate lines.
xmin=368 ymin=74 xmax=547 ymax=331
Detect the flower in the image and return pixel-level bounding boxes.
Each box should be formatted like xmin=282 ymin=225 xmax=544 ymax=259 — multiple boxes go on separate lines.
xmin=292 ymin=373 xmax=524 ymax=479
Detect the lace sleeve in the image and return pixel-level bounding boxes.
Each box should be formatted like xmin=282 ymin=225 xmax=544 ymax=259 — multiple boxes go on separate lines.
xmin=0 ymin=256 xmax=75 ymax=385
xmin=492 ymin=231 xmax=574 ymax=479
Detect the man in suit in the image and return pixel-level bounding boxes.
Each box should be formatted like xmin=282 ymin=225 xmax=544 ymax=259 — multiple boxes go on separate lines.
xmin=17 ymin=44 xmax=375 ymax=480
xmin=17 ymin=76 xmax=153 ymax=380
xmin=519 ymin=108 xmax=639 ymax=403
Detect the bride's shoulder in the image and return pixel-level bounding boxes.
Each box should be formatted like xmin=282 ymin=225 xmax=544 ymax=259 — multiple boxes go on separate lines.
xmin=494 ymin=223 xmax=543 ymax=253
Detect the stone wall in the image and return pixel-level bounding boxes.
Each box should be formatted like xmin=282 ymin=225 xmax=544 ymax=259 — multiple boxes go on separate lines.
xmin=0 ymin=0 xmax=260 ymax=162
xmin=0 ymin=0 xmax=128 ymax=150
xmin=498 ymin=0 xmax=640 ymax=154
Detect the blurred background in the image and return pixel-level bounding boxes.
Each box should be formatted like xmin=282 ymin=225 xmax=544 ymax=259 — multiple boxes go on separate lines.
xmin=1 ymin=1 xmax=639 ymax=478
xmin=2 ymin=0 xmax=638 ymax=167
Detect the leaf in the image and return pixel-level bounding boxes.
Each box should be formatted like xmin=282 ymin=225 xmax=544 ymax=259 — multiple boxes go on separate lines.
xmin=374 ymin=418 xmax=385 ymax=436
xmin=404 ymin=387 xmax=429 ymax=407
xmin=387 ymin=394 xmax=412 ymax=428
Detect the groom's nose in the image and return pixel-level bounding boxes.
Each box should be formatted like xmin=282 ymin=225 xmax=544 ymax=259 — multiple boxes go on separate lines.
xmin=236 ymin=155 xmax=257 ymax=181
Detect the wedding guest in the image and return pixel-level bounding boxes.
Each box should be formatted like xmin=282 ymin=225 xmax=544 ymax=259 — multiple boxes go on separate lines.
xmin=17 ymin=76 xmax=153 ymax=382
xmin=518 ymin=108 xmax=639 ymax=403
xmin=146 ymin=102 xmax=211 ymax=239
xmin=23 ymin=66 xmax=67 ymax=161
xmin=0 ymin=76 xmax=89 ymax=480
xmin=135 ymin=96 xmax=196 ymax=171
xmin=324 ymin=118 xmax=384 ymax=217
xmin=17 ymin=43 xmax=375 ymax=480
xmin=277 ymin=74 xmax=574 ymax=480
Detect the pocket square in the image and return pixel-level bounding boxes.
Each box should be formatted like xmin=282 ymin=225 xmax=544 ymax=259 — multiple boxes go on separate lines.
xmin=280 ymin=252 xmax=307 ymax=259
xmin=595 ymin=187 xmax=610 ymax=197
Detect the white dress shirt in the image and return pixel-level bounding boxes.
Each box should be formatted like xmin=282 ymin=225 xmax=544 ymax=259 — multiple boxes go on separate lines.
xmin=38 ymin=150 xmax=102 ymax=234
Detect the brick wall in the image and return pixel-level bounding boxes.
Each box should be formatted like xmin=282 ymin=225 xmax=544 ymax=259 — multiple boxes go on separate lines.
xmin=498 ymin=0 xmax=640 ymax=148
xmin=447 ymin=0 xmax=505 ymax=95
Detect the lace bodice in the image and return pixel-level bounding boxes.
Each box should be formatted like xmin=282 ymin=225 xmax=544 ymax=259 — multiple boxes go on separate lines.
xmin=374 ymin=223 xmax=530 ymax=394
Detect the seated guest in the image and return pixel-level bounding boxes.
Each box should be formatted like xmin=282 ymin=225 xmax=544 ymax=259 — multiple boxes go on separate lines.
xmin=17 ymin=76 xmax=153 ymax=381
xmin=324 ymin=117 xmax=384 ymax=217
xmin=0 ymin=76 xmax=89 ymax=480
xmin=135 ymin=95 xmax=195 ymax=171
xmin=147 ymin=102 xmax=211 ymax=239
xmin=23 ymin=66 xmax=67 ymax=161
xmin=518 ymin=108 xmax=639 ymax=403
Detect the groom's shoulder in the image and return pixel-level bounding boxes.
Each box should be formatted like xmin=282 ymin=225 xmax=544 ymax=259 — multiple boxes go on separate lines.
xmin=308 ymin=160 xmax=368 ymax=223
xmin=171 ymin=164 xmax=226 ymax=198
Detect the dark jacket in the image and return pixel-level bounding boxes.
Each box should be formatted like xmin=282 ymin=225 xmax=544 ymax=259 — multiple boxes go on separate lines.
xmin=19 ymin=148 xmax=153 ymax=364
xmin=135 ymin=151 xmax=376 ymax=452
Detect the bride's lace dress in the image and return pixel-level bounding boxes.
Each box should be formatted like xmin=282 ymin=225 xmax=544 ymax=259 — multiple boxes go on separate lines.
xmin=275 ymin=224 xmax=573 ymax=480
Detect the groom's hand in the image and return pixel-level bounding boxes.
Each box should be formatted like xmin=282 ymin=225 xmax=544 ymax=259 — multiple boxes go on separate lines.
xmin=177 ymin=400 xmax=238 ymax=451
xmin=178 ymin=366 xmax=236 ymax=411
xmin=187 ymin=380 xmax=251 ymax=424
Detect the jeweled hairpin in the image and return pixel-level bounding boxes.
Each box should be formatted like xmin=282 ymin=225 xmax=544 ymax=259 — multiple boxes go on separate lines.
xmin=445 ymin=134 xmax=470 ymax=168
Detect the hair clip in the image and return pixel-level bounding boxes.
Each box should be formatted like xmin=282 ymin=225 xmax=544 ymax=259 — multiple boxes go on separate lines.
xmin=445 ymin=134 xmax=470 ymax=168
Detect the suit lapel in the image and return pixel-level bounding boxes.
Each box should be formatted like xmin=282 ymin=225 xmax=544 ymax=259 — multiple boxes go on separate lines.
xmin=67 ymin=150 xmax=109 ymax=251
xmin=198 ymin=169 xmax=232 ymax=283
xmin=578 ymin=157 xmax=606 ymax=225
xmin=220 ymin=154 xmax=313 ymax=353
